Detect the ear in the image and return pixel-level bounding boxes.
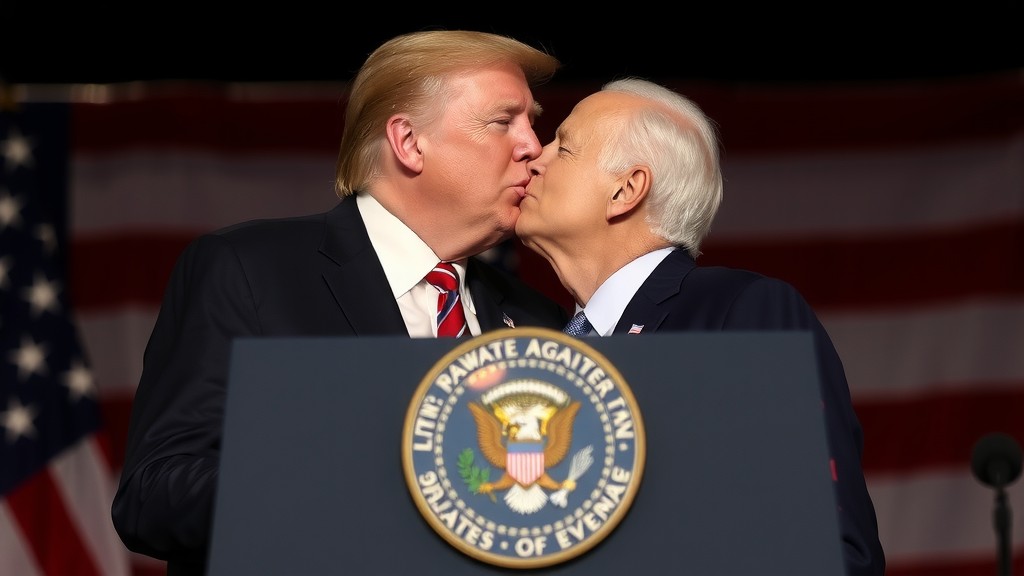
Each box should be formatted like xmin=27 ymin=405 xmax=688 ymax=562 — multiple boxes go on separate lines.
xmin=385 ymin=115 xmax=423 ymax=174
xmin=607 ymin=165 xmax=651 ymax=220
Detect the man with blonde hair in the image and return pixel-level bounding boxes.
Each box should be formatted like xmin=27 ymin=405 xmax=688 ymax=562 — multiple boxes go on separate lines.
xmin=112 ymin=30 xmax=567 ymax=575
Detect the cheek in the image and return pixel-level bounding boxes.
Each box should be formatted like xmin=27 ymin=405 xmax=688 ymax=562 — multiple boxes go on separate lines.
xmin=543 ymin=172 xmax=591 ymax=210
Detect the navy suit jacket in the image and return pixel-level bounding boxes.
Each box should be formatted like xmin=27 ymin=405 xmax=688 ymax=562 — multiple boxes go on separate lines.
xmin=110 ymin=198 xmax=568 ymax=575
xmin=611 ymin=248 xmax=885 ymax=576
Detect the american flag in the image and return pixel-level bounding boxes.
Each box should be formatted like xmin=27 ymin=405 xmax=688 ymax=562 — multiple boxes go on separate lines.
xmin=11 ymin=71 xmax=1024 ymax=575
xmin=1 ymin=101 xmax=129 ymax=574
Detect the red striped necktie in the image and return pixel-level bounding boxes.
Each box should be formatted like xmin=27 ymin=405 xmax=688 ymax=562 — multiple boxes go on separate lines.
xmin=425 ymin=262 xmax=467 ymax=338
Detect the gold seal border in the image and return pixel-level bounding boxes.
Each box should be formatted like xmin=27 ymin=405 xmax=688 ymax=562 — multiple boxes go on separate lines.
xmin=401 ymin=326 xmax=647 ymax=569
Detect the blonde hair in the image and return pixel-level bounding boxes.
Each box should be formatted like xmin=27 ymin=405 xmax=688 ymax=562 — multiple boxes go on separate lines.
xmin=334 ymin=30 xmax=560 ymax=197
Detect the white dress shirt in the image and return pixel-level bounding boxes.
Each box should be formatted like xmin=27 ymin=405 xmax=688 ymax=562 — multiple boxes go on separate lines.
xmin=575 ymin=247 xmax=676 ymax=336
xmin=356 ymin=194 xmax=480 ymax=337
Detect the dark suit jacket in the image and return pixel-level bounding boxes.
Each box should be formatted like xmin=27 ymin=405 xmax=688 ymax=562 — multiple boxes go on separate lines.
xmin=110 ymin=198 xmax=568 ymax=576
xmin=611 ymin=248 xmax=885 ymax=576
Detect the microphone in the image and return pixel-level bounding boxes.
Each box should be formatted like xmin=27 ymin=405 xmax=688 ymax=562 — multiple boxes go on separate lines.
xmin=972 ymin=432 xmax=1024 ymax=488
xmin=971 ymin=432 xmax=1023 ymax=576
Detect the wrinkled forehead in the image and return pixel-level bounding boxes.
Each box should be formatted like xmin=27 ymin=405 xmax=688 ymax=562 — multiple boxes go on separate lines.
xmin=443 ymin=62 xmax=540 ymax=116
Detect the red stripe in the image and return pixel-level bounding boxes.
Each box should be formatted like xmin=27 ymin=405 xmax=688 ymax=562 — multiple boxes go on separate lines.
xmin=700 ymin=217 xmax=1024 ymax=311
xmin=73 ymin=95 xmax=344 ymax=153
xmin=538 ymin=72 xmax=1024 ymax=153
xmin=67 ymin=72 xmax=1024 ymax=156
xmin=6 ymin=468 xmax=101 ymax=576
xmin=66 ymin=216 xmax=1024 ymax=313
xmin=99 ymin=395 xmax=135 ymax=471
xmin=856 ymin=384 xmax=1024 ymax=474
xmin=887 ymin=551 xmax=1024 ymax=576
xmin=69 ymin=234 xmax=192 ymax=310
xmin=687 ymin=72 xmax=1024 ymax=154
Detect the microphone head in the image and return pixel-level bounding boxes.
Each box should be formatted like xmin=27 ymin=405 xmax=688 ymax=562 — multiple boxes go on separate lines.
xmin=971 ymin=432 xmax=1023 ymax=489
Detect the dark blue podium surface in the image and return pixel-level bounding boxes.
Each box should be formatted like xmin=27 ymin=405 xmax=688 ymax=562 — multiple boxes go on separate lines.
xmin=209 ymin=330 xmax=844 ymax=575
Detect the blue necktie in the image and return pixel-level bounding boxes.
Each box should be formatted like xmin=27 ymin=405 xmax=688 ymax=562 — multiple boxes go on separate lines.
xmin=563 ymin=311 xmax=593 ymax=337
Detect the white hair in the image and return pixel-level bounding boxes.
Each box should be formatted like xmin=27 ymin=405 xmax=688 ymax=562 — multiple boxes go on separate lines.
xmin=598 ymin=77 xmax=724 ymax=258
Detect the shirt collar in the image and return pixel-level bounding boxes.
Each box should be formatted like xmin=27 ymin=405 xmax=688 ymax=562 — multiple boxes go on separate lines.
xmin=356 ymin=194 xmax=467 ymax=298
xmin=583 ymin=246 xmax=676 ymax=336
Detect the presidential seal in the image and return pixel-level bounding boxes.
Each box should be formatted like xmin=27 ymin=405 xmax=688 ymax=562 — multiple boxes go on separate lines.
xmin=402 ymin=327 xmax=646 ymax=569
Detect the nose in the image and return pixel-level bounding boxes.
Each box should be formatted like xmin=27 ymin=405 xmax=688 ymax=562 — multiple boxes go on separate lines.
xmin=527 ymin=157 xmax=543 ymax=177
xmin=515 ymin=126 xmax=544 ymax=162
xmin=527 ymin=140 xmax=556 ymax=176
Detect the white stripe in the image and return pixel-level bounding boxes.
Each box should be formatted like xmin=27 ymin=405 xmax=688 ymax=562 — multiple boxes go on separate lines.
xmin=75 ymin=306 xmax=156 ymax=397
xmin=821 ymin=298 xmax=1024 ymax=399
xmin=868 ymin=469 xmax=1024 ymax=563
xmin=68 ymin=134 xmax=1024 ymax=240
xmin=70 ymin=153 xmax=339 ymax=235
xmin=0 ymin=503 xmax=42 ymax=576
xmin=714 ymin=131 xmax=1024 ymax=238
xmin=77 ymin=297 xmax=1024 ymax=400
xmin=52 ymin=438 xmax=130 ymax=576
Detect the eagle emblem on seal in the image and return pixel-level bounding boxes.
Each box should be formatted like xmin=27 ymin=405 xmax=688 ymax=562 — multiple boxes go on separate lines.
xmin=467 ymin=379 xmax=594 ymax=514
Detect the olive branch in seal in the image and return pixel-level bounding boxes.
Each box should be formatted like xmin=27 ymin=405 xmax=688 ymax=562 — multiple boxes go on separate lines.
xmin=458 ymin=448 xmax=496 ymax=502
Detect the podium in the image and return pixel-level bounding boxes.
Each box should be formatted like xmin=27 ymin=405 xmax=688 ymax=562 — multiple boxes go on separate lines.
xmin=208 ymin=330 xmax=845 ymax=575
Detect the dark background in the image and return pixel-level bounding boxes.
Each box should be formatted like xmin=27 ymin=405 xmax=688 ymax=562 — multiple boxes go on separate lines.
xmin=3 ymin=7 xmax=1023 ymax=86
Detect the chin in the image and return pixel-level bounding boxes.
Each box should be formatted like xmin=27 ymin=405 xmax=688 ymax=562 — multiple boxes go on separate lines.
xmin=513 ymin=220 xmax=531 ymax=240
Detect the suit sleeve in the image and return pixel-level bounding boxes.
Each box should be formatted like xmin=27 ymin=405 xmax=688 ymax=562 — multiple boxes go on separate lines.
xmin=725 ymin=277 xmax=886 ymax=576
xmin=111 ymin=234 xmax=260 ymax=565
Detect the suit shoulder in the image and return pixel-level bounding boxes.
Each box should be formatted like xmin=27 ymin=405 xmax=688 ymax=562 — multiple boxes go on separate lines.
xmin=174 ymin=210 xmax=331 ymax=271
xmin=687 ymin=265 xmax=805 ymax=301
xmin=211 ymin=211 xmax=328 ymax=242
xmin=688 ymin=264 xmax=766 ymax=289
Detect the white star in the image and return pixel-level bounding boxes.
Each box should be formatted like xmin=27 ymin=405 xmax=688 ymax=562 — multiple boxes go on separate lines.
xmin=1 ymin=397 xmax=38 ymax=443
xmin=23 ymin=272 xmax=61 ymax=316
xmin=0 ymin=189 xmax=22 ymax=229
xmin=1 ymin=128 xmax=34 ymax=172
xmin=9 ymin=335 xmax=48 ymax=381
xmin=64 ymin=360 xmax=96 ymax=401
xmin=0 ymin=255 xmax=11 ymax=290
xmin=35 ymin=222 xmax=57 ymax=255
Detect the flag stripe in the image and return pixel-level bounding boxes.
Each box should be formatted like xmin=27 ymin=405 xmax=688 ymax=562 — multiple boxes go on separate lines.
xmin=5 ymin=467 xmax=101 ymax=576
xmin=59 ymin=74 xmax=1024 ymax=154
xmin=712 ymin=134 xmax=1024 ymax=238
xmin=77 ymin=297 xmax=1024 ymax=397
xmin=886 ymin=556 xmax=1024 ymax=576
xmin=71 ymin=90 xmax=343 ymax=153
xmin=0 ymin=503 xmax=42 ymax=576
xmin=68 ymin=134 xmax=1023 ymax=237
xmin=67 ymin=216 xmax=1024 ymax=313
xmin=703 ymin=217 xmax=1024 ymax=309
xmin=70 ymin=153 xmax=338 ymax=236
xmin=869 ymin=469 xmax=1024 ymax=558
xmin=857 ymin=386 xmax=1024 ymax=472
xmin=824 ymin=300 xmax=1024 ymax=398
xmin=52 ymin=438 xmax=131 ymax=576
